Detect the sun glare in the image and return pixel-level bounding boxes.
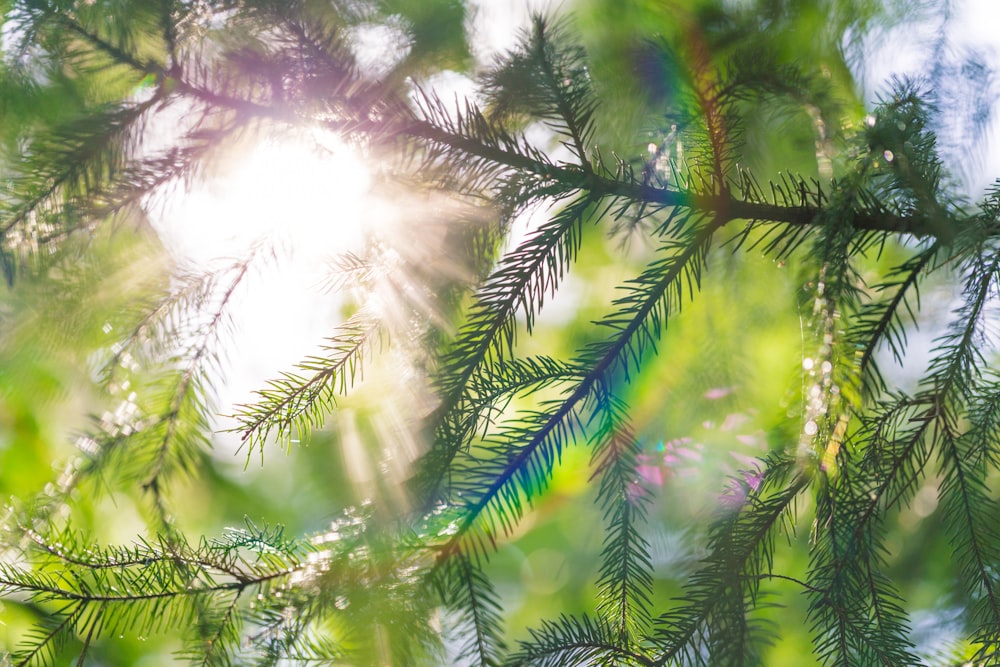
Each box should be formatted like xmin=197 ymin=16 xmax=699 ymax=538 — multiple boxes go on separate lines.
xmin=151 ymin=129 xmax=380 ymax=455
xmin=159 ymin=129 xmax=372 ymax=267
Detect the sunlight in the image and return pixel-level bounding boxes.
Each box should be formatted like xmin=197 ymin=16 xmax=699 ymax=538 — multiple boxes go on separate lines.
xmin=155 ymin=123 xmax=465 ymax=493
xmin=158 ymin=128 xmax=372 ymax=267
xmin=152 ymin=128 xmax=379 ymax=457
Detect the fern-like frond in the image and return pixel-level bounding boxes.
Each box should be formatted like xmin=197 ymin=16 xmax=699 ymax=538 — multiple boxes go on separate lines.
xmin=652 ymin=454 xmax=806 ymax=667
xmin=852 ymin=243 xmax=939 ymax=397
xmin=233 ymin=312 xmax=382 ymax=457
xmin=435 ymin=215 xmax=723 ymax=564
xmin=431 ymin=551 xmax=507 ymax=667
xmin=482 ymin=15 xmax=598 ymax=168
xmin=510 ymin=614 xmax=654 ymax=667
xmin=589 ymin=390 xmax=653 ymax=642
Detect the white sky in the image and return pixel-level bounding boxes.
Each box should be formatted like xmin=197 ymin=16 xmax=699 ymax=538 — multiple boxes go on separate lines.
xmin=864 ymin=0 xmax=1000 ymax=195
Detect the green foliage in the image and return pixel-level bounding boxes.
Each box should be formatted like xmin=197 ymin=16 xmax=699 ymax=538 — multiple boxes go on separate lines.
xmin=1 ymin=1 xmax=999 ymax=666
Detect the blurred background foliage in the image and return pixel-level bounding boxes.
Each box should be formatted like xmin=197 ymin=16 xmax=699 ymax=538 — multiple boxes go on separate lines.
xmin=0 ymin=0 xmax=995 ymax=664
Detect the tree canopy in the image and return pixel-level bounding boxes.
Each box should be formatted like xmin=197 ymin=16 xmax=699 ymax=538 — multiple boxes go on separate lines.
xmin=1 ymin=0 xmax=1000 ymax=665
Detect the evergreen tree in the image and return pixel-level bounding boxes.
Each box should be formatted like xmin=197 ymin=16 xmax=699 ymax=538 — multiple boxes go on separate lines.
xmin=1 ymin=1 xmax=998 ymax=665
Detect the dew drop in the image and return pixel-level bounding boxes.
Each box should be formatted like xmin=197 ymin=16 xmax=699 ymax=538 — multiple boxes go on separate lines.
xmin=883 ymin=149 xmax=894 ymax=162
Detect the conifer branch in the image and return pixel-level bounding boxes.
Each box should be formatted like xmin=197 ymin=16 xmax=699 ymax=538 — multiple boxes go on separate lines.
xmin=436 ymin=552 xmax=507 ymax=666
xmin=509 ymin=615 xmax=656 ymax=667
xmin=5 ymin=3 xmax=1000 ymax=664
xmin=233 ymin=313 xmax=382 ymax=456
xmin=52 ymin=11 xmax=155 ymax=76
xmin=652 ymin=458 xmax=808 ymax=666
xmin=854 ymin=244 xmax=939 ymax=394
xmin=144 ymin=255 xmax=255 ymax=495
xmin=417 ymin=194 xmax=597 ymax=505
xmin=589 ymin=391 xmax=653 ymax=641
xmin=1 ymin=98 xmax=159 ymax=240
xmin=436 ymin=216 xmax=727 ymax=564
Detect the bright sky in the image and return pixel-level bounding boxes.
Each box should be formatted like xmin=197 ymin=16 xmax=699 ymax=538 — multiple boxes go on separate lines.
xmin=863 ymin=0 xmax=1000 ymax=194
xmin=155 ymin=130 xmax=373 ymax=450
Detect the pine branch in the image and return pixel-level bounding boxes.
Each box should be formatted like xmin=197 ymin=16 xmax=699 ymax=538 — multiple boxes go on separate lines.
xmin=652 ymin=456 xmax=808 ymax=667
xmin=482 ymin=15 xmax=597 ymax=168
xmin=805 ymin=227 xmax=1000 ymax=665
xmin=9 ymin=602 xmax=84 ymax=667
xmin=685 ymin=30 xmax=730 ymax=194
xmin=461 ymin=356 xmax=584 ymax=442
xmin=431 ymin=552 xmax=507 ymax=667
xmin=144 ymin=23 xmax=962 ymax=247
xmin=144 ymin=253 xmax=258 ymax=493
xmin=184 ymin=590 xmax=243 ymax=667
xmin=938 ymin=375 xmax=1000 ymax=661
xmin=589 ymin=391 xmax=653 ymax=642
xmin=1 ymin=97 xmax=159 ymax=242
xmin=436 ymin=194 xmax=595 ymax=396
xmin=6 ymin=4 xmax=1000 ymax=665
xmin=233 ymin=312 xmax=382 ymax=457
xmin=409 ymin=116 xmax=935 ymax=236
xmin=509 ymin=615 xmax=655 ymax=667
xmin=416 ymin=195 xmax=598 ymax=504
xmin=855 ymin=243 xmax=1000 ymax=528
xmin=852 ymin=243 xmax=939 ymax=396
xmin=807 ymin=469 xmax=919 ymax=667
xmin=92 ymin=253 xmax=261 ymax=521
xmin=50 ymin=10 xmax=155 ymax=76
xmin=1 ymin=521 xmax=319 ymax=665
xmin=435 ymin=216 xmax=726 ymax=564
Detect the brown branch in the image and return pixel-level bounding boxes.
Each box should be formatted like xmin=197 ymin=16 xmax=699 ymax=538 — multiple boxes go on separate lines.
xmin=407 ymin=117 xmax=922 ymax=234
xmin=169 ymin=58 xmax=932 ymax=240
